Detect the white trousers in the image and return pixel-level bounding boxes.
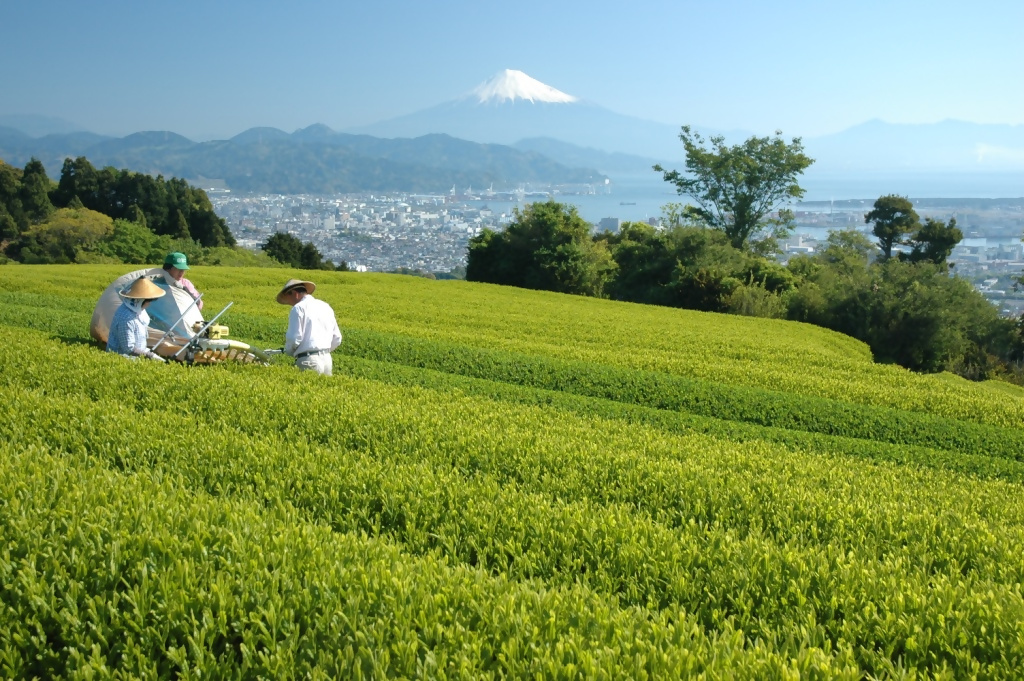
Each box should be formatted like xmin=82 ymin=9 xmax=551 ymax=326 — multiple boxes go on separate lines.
xmin=296 ymin=353 xmax=333 ymax=376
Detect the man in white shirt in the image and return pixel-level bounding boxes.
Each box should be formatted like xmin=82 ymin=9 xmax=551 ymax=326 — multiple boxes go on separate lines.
xmin=276 ymin=278 xmax=342 ymax=376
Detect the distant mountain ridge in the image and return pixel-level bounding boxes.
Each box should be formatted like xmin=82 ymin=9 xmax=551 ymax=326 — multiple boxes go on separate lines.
xmin=512 ymin=137 xmax=660 ymax=174
xmin=3 ymin=69 xmax=1022 ymax=193
xmin=805 ymin=119 xmax=1024 ymax=172
xmin=349 ymin=96 xmax=689 ymax=162
xmin=0 ymin=123 xmax=604 ymax=194
xmin=0 ymin=113 xmax=84 ymax=137
xmin=349 ymin=70 xmax=1024 ymax=175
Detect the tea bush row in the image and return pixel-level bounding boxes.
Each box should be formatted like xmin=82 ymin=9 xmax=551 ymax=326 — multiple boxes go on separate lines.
xmin=1 ymin=289 xmax=1021 ymax=483
xmin=3 ymin=265 xmax=1023 ymax=428
xmin=339 ymin=329 xmax=1024 ymax=459
xmin=330 ymin=354 xmax=1024 ymax=485
xmin=3 ymin=446 xmax=838 ymax=679
xmin=4 ymin=331 xmax=1024 ymax=675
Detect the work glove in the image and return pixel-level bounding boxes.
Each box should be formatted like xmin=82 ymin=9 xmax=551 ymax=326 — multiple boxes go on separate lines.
xmin=145 ymin=350 xmax=167 ymax=363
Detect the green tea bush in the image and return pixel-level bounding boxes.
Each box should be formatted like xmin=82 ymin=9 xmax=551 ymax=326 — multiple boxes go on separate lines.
xmin=1 ymin=265 xmax=1023 ymax=677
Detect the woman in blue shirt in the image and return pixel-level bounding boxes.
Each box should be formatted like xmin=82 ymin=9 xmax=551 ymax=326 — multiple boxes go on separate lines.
xmin=107 ymin=277 xmax=168 ymax=362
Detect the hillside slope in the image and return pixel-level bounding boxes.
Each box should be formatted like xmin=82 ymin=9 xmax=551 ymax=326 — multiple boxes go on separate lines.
xmin=1 ymin=265 xmax=1023 ymax=677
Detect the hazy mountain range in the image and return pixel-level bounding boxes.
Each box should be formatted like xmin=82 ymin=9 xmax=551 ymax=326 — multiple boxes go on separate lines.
xmin=349 ymin=70 xmax=1024 ymax=175
xmin=803 ymin=119 xmax=1024 ymax=173
xmin=1 ymin=70 xmax=1022 ymax=194
xmin=0 ymin=123 xmax=605 ymax=194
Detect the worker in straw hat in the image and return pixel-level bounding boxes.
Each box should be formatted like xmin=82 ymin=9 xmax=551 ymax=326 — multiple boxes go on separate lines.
xmin=106 ymin=277 xmax=167 ymax=362
xmin=276 ymin=278 xmax=342 ymax=376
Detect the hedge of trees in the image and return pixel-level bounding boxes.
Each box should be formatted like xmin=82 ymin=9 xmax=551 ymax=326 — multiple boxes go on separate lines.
xmin=261 ymin=232 xmax=348 ymax=271
xmin=466 ymin=126 xmax=1024 ymax=380
xmin=0 ymin=156 xmax=238 ymax=265
xmin=468 ymin=201 xmax=1023 ymax=380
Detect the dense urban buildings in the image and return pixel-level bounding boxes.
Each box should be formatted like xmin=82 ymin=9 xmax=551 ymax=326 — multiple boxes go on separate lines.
xmin=211 ymin=192 xmax=496 ymax=275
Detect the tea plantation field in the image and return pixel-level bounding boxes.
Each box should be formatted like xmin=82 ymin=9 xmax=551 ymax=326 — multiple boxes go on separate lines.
xmin=2 ymin=265 xmax=1023 ymax=678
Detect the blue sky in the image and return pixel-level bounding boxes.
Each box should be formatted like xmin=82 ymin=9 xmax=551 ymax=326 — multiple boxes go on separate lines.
xmin=2 ymin=0 xmax=1021 ymax=141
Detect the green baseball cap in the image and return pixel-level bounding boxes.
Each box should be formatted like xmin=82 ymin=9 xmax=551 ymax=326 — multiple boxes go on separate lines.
xmin=164 ymin=252 xmax=190 ymax=270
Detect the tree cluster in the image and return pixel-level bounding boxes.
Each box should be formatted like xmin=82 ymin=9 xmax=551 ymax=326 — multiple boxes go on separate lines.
xmin=864 ymin=194 xmax=962 ymax=265
xmin=595 ymin=221 xmax=796 ymax=314
xmin=467 ymin=201 xmax=615 ymax=297
xmin=0 ymin=158 xmax=54 ymax=242
xmin=51 ymin=156 xmax=234 ymax=247
xmin=787 ymin=231 xmax=1015 ymax=377
xmin=465 ymin=125 xmax=1023 ymax=380
xmin=261 ymin=232 xmax=348 ymax=271
xmin=468 ymin=201 xmax=1017 ymax=378
xmin=0 ymin=157 xmax=296 ymax=269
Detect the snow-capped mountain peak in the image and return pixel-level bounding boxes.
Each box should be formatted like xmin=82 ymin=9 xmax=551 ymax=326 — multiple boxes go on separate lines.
xmin=469 ymin=69 xmax=578 ymax=105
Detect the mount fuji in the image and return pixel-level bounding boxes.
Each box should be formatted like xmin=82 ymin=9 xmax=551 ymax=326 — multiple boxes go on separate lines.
xmin=347 ymin=70 xmax=690 ymax=163
xmin=348 ymin=70 xmax=1024 ymax=177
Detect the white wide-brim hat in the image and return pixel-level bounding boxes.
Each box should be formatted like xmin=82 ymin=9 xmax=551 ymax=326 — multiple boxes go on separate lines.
xmin=276 ymin=279 xmax=316 ymax=304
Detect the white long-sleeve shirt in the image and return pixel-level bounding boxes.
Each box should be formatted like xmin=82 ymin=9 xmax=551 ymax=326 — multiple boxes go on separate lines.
xmin=285 ymin=294 xmax=342 ymax=357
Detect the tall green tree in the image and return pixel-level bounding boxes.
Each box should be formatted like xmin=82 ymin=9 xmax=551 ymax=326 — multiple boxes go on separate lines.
xmin=864 ymin=194 xmax=919 ymax=259
xmin=262 ymin=232 xmax=304 ymax=267
xmin=51 ymin=157 xmax=100 ymax=208
xmin=818 ymin=228 xmax=878 ymax=272
xmin=902 ymin=216 xmax=962 ymax=267
xmin=187 ymin=206 xmax=235 ymax=247
xmin=300 ymin=242 xmax=325 ymax=269
xmin=467 ymin=200 xmax=616 ymax=297
xmin=654 ymin=126 xmax=813 ymax=250
xmin=785 ymin=229 xmax=880 ymax=335
xmin=0 ymin=161 xmax=25 ymax=239
xmin=866 ymin=261 xmax=1009 ymax=374
xmin=19 ymin=158 xmax=54 ymax=223
xmin=261 ymin=232 xmax=337 ymax=270
xmin=126 ymin=204 xmax=147 ymax=228
xmin=174 ymin=209 xmax=192 ymax=240
xmin=0 ymin=203 xmax=16 ymax=241
xmin=597 ymin=222 xmax=677 ymax=305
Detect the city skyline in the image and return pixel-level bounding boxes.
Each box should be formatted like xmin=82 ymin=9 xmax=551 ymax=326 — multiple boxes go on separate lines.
xmin=1 ymin=0 xmax=1022 ymax=142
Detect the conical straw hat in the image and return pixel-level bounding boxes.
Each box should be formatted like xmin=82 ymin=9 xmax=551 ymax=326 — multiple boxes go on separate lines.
xmin=120 ymin=277 xmax=167 ymax=300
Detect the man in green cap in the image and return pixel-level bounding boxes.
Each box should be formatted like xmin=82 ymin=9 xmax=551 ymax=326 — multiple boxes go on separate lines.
xmin=162 ymin=251 xmax=204 ymax=311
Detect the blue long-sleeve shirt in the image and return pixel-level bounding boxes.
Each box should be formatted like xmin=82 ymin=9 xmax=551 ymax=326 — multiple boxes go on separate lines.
xmin=107 ymin=303 xmax=150 ymax=357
